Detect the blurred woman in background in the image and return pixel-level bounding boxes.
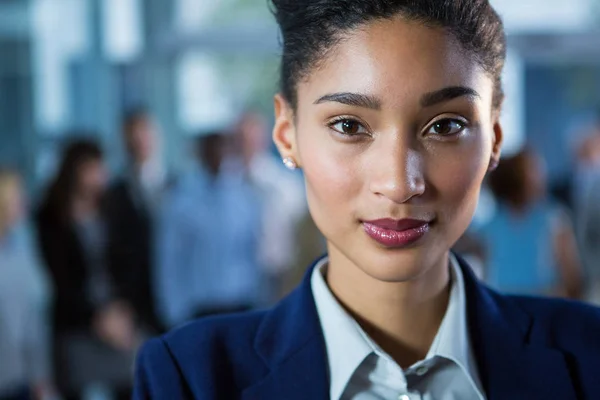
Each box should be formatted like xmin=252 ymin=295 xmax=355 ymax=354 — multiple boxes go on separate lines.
xmin=575 ymin=129 xmax=600 ymax=303
xmin=0 ymin=168 xmax=53 ymax=400
xmin=481 ymin=148 xmax=582 ymax=298
xmin=35 ymin=139 xmax=137 ymax=400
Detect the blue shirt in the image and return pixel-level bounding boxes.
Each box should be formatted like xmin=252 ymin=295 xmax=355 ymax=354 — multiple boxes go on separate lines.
xmin=156 ymin=167 xmax=263 ymax=327
xmin=477 ymin=201 xmax=561 ymax=295
xmin=0 ymin=224 xmax=52 ymax=394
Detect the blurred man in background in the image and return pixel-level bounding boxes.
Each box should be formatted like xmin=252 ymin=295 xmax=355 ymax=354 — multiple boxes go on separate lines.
xmin=234 ymin=112 xmax=307 ymax=301
xmin=156 ymin=132 xmax=263 ymax=328
xmin=104 ymin=109 xmax=169 ymax=333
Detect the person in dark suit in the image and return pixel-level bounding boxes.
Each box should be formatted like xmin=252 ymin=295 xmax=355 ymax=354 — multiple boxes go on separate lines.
xmin=35 ymin=139 xmax=137 ymax=400
xmin=104 ymin=109 xmax=170 ymax=333
xmin=133 ymin=0 xmax=600 ymax=398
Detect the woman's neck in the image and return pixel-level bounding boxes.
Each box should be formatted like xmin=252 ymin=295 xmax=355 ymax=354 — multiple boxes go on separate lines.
xmin=325 ymin=246 xmax=451 ymax=368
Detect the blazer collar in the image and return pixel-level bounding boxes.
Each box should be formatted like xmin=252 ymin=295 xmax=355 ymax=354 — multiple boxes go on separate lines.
xmin=242 ymin=256 xmax=330 ymax=400
xmin=244 ymin=254 xmax=577 ymax=400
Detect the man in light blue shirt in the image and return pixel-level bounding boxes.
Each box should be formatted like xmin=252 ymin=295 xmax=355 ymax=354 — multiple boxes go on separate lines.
xmin=156 ymin=133 xmax=263 ymax=328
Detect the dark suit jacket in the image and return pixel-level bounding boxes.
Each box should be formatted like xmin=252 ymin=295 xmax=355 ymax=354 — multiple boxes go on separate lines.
xmin=35 ymin=206 xmax=96 ymax=332
xmin=104 ymin=177 xmax=160 ymax=331
xmin=133 ymin=255 xmax=600 ymax=399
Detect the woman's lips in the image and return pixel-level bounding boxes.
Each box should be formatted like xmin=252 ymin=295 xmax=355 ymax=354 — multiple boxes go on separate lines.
xmin=362 ymin=218 xmax=431 ymax=248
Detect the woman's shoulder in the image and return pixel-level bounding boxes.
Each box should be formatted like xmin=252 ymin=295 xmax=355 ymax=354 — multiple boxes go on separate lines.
xmin=134 ymin=310 xmax=271 ymax=399
xmin=162 ymin=310 xmax=268 ymax=352
xmin=509 ymin=295 xmax=600 ymax=344
xmin=510 ymin=293 xmax=600 ymax=314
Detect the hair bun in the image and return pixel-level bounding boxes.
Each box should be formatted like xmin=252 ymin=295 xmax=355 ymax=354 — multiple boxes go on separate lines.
xmin=270 ymin=0 xmax=303 ymax=28
xmin=270 ymin=0 xmax=329 ymax=33
xmin=270 ymin=0 xmax=306 ymax=14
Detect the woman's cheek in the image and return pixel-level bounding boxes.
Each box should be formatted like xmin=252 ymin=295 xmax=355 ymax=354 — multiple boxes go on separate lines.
xmin=428 ymin=141 xmax=488 ymax=228
xmin=301 ymin=138 xmax=361 ymax=233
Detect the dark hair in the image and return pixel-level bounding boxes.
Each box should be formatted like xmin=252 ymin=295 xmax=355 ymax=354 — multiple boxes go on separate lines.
xmin=40 ymin=138 xmax=103 ymax=223
xmin=271 ymin=0 xmax=506 ymax=110
xmin=488 ymin=148 xmax=536 ymax=209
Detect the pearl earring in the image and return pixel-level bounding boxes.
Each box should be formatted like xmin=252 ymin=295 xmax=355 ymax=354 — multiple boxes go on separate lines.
xmin=283 ymin=157 xmax=298 ymax=170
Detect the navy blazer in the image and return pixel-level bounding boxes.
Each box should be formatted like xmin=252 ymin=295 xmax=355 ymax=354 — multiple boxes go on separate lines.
xmin=133 ymin=255 xmax=600 ymax=399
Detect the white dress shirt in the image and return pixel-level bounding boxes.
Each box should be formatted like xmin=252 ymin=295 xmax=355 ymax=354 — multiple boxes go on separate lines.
xmin=311 ymin=255 xmax=485 ymax=400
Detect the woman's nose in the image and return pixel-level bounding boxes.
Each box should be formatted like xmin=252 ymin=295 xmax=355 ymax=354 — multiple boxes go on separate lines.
xmin=368 ymin=139 xmax=426 ymax=204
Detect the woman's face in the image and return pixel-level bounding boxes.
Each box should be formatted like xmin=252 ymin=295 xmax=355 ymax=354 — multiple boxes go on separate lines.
xmin=2 ymin=179 xmax=24 ymax=230
xmin=274 ymin=16 xmax=502 ymax=282
xmin=77 ymin=159 xmax=108 ymax=199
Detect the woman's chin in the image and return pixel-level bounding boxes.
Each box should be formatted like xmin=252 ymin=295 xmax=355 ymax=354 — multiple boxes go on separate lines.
xmin=346 ymin=241 xmax=446 ymax=283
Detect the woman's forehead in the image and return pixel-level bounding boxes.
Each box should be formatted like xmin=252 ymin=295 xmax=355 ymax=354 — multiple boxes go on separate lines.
xmin=298 ymin=17 xmax=494 ymax=110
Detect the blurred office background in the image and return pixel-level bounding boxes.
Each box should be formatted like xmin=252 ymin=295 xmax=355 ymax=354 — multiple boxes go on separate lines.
xmin=1 ymin=0 xmax=600 ymax=399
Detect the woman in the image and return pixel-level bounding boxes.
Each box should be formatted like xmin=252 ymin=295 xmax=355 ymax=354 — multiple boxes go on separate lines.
xmin=575 ymin=131 xmax=600 ymax=303
xmin=134 ymin=1 xmax=600 ymax=399
xmin=35 ymin=140 xmax=137 ymax=400
xmin=480 ymin=148 xmax=582 ymax=298
xmin=0 ymin=169 xmax=53 ymax=400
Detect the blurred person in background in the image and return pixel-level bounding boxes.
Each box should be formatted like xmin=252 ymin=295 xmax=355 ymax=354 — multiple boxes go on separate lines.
xmin=573 ymin=112 xmax=600 ymax=209
xmin=452 ymin=232 xmax=487 ymax=280
xmin=574 ymin=123 xmax=600 ymax=303
xmin=279 ymin=212 xmax=328 ymax=298
xmin=479 ymin=148 xmax=582 ymax=298
xmin=0 ymin=169 xmax=54 ymax=400
xmin=104 ymin=109 xmax=169 ymax=333
xmin=234 ymin=111 xmax=307 ymax=301
xmin=35 ymin=139 xmax=137 ymax=400
xmin=156 ymin=132 xmax=263 ymax=329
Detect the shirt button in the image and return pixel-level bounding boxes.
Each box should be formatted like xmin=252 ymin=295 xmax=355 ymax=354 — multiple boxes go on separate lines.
xmin=399 ymin=395 xmax=410 ymax=400
xmin=416 ymin=365 xmax=429 ymax=376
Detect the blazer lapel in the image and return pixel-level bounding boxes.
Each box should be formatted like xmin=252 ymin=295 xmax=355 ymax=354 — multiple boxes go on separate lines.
xmin=242 ymin=257 xmax=329 ymax=400
xmin=241 ymin=338 xmax=329 ymax=400
xmin=243 ymin=254 xmax=578 ymax=399
xmin=457 ymin=256 xmax=578 ymax=399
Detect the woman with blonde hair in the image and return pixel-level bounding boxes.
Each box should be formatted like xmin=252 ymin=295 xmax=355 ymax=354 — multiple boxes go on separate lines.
xmin=0 ymin=168 xmax=54 ymax=400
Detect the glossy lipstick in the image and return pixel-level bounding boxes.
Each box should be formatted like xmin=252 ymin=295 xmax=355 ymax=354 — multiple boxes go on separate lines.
xmin=363 ymin=218 xmax=430 ymax=248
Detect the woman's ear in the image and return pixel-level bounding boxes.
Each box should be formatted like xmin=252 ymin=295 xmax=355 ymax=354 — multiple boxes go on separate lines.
xmin=272 ymin=94 xmax=301 ymax=168
xmin=489 ymin=120 xmax=503 ymax=170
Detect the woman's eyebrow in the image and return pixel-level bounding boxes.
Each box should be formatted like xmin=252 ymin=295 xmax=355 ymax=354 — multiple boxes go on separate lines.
xmin=420 ymin=86 xmax=480 ymax=107
xmin=314 ymin=92 xmax=382 ymax=110
xmin=314 ymin=86 xmax=479 ymax=109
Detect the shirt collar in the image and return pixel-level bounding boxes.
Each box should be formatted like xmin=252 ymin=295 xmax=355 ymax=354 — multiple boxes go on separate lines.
xmin=431 ymin=254 xmax=484 ymax=393
xmin=311 ymin=254 xmax=483 ymax=400
xmin=310 ymin=257 xmax=372 ymax=400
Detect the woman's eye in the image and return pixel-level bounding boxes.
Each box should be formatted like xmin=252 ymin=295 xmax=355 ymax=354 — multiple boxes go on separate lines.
xmin=427 ymin=119 xmax=466 ymax=136
xmin=330 ymin=119 xmax=368 ymax=136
